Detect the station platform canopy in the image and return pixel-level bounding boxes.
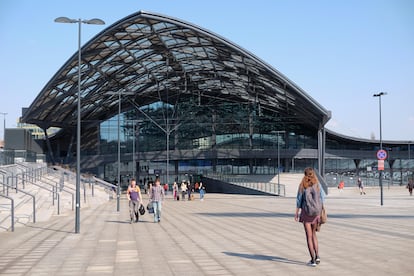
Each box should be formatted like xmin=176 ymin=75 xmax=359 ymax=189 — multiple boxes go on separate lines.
xmin=22 ymin=10 xmax=331 ymax=133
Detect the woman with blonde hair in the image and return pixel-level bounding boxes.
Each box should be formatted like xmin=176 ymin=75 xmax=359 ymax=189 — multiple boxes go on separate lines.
xmin=295 ymin=167 xmax=326 ymax=267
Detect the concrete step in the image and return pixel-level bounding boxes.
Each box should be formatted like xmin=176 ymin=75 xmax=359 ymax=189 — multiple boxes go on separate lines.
xmin=0 ymin=173 xmax=113 ymax=232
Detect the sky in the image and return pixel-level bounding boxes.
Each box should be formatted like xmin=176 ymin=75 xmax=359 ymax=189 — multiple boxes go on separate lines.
xmin=0 ymin=0 xmax=413 ymax=141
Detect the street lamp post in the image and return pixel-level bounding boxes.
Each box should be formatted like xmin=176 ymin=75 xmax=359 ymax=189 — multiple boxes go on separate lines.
xmin=133 ymin=122 xmax=136 ymax=180
xmin=55 ymin=17 xmax=105 ymax=233
xmin=373 ymin=92 xmax=387 ymax=206
xmin=106 ymin=91 xmax=134 ymax=212
xmin=0 ymin=112 xmax=6 ymax=143
xmin=127 ymin=119 xmax=142 ymax=180
xmin=272 ymin=130 xmax=285 ymax=195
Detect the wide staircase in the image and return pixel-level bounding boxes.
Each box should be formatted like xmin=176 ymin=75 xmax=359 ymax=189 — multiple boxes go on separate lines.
xmin=207 ymin=173 xmax=304 ymax=197
xmin=0 ymin=162 xmax=115 ymax=232
xmin=206 ymin=172 xmax=329 ymax=197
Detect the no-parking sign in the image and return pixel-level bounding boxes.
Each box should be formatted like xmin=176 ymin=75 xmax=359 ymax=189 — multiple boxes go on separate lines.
xmin=376 ymin=149 xmax=387 ymax=160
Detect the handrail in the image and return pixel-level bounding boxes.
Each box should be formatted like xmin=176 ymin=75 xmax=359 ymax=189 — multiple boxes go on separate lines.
xmin=206 ymin=173 xmax=286 ymax=196
xmin=61 ymin=188 xmax=74 ymax=211
xmin=37 ymin=175 xmax=60 ymax=200
xmin=15 ymin=175 xmax=58 ymax=208
xmin=1 ymin=183 xmax=35 ymax=225
xmin=0 ymin=193 xmax=14 ymax=232
xmin=92 ymin=176 xmax=117 ymax=190
xmin=40 ymin=175 xmax=75 ymax=211
xmin=0 ymin=171 xmax=6 ymax=194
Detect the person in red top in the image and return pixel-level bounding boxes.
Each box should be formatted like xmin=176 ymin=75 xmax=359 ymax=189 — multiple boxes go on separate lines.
xmin=127 ymin=179 xmax=142 ymax=223
xmin=338 ymin=180 xmax=345 ymax=191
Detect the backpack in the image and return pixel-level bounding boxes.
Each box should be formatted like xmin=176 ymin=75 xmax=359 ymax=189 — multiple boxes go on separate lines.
xmin=303 ymin=185 xmax=322 ymax=216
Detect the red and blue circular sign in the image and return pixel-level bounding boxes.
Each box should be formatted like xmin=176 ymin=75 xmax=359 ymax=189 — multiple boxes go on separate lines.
xmin=376 ymin=149 xmax=387 ymax=160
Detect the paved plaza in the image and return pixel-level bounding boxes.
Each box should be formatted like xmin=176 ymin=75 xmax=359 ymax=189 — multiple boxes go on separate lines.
xmin=0 ymin=186 xmax=413 ymax=275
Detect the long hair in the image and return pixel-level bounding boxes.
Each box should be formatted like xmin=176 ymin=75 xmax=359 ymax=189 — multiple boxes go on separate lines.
xmin=298 ymin=167 xmax=319 ymax=193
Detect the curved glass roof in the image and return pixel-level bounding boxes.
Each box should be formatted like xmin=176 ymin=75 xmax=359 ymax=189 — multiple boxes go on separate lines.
xmin=22 ymin=10 xmax=331 ymax=133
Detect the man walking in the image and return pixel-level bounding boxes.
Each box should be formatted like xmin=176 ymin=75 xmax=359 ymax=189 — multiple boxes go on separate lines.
xmin=150 ymin=178 xmax=165 ymax=223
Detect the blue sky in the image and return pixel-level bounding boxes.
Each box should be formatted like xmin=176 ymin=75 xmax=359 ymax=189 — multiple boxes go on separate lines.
xmin=0 ymin=0 xmax=413 ymax=141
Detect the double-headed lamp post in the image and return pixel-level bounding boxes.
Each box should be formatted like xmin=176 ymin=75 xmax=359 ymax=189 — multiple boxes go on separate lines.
xmin=55 ymin=16 xmax=105 ymax=233
xmin=373 ymin=92 xmax=387 ymax=206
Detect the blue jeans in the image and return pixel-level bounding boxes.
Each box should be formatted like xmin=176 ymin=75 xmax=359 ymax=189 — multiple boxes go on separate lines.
xmin=152 ymin=201 xmax=162 ymax=222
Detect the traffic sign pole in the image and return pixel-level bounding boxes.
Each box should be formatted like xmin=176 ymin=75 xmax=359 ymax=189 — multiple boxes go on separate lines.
xmin=376 ymin=149 xmax=387 ymax=206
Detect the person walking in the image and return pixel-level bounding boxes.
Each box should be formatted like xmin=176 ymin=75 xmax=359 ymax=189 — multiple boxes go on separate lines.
xmin=172 ymin=181 xmax=178 ymax=200
xmin=187 ymin=181 xmax=192 ymax=200
xmin=407 ymin=178 xmax=414 ymax=196
xmin=126 ymin=178 xmax=143 ymax=223
xmin=357 ymin=177 xmax=366 ymax=195
xmin=295 ymin=167 xmax=326 ymax=267
xmin=199 ymin=182 xmax=205 ymax=201
xmin=150 ymin=178 xmax=165 ymax=223
xmin=180 ymin=181 xmax=187 ymax=200
xmin=338 ymin=180 xmax=345 ymax=191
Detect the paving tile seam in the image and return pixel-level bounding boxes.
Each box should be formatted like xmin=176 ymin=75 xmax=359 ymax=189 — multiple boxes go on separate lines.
xmin=167 ymin=195 xmax=410 ymax=272
xmin=24 ymin=202 xmax=112 ymax=275
xmin=0 ymin=218 xmax=75 ymax=274
xmin=172 ymin=199 xmax=306 ymax=264
xmin=1 ymin=191 xmax=414 ymax=275
xmin=162 ymin=198 xmax=294 ymax=274
xmin=150 ymin=202 xmax=235 ymax=275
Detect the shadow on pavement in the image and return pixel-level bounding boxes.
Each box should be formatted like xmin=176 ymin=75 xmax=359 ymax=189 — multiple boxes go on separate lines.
xmin=105 ymin=220 xmax=153 ymax=224
xmin=26 ymin=224 xmax=73 ymax=234
xmin=222 ymin=251 xmax=305 ymax=266
xmin=197 ymin=212 xmax=291 ymax=218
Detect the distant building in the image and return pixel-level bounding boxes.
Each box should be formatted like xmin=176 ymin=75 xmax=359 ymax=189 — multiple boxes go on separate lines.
xmin=17 ymin=121 xmax=60 ymax=140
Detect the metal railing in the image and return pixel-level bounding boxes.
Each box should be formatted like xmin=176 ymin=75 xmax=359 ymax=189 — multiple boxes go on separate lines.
xmin=36 ymin=175 xmax=74 ymax=211
xmin=0 ymin=183 xmax=35 ymax=231
xmin=207 ymin=173 xmax=286 ymax=196
xmin=0 ymin=194 xmax=14 ymax=231
xmin=0 ymin=162 xmax=114 ymax=232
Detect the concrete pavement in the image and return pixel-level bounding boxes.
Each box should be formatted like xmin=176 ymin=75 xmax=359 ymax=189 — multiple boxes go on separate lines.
xmin=0 ymin=186 xmax=413 ymax=275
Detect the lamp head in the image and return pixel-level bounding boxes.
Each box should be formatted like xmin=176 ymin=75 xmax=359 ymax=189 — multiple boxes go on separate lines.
xmin=83 ymin=18 xmax=105 ymax=25
xmin=373 ymin=92 xmax=387 ymax=97
xmin=54 ymin=17 xmax=78 ymax=24
xmin=54 ymin=17 xmax=105 ymax=25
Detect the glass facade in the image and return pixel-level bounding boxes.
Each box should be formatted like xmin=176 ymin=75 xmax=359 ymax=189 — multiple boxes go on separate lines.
xmin=96 ymin=103 xmax=413 ymax=187
xmin=97 ymin=100 xmax=324 ymax=185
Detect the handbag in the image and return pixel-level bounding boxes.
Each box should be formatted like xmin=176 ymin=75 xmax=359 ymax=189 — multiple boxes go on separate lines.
xmin=139 ymin=204 xmax=146 ymax=215
xmin=146 ymin=202 xmax=154 ymax=214
xmin=320 ymin=205 xmax=327 ymax=224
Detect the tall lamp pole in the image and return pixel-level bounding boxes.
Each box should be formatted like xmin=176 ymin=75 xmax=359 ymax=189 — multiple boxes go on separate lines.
xmin=133 ymin=122 xmax=136 ymax=180
xmin=0 ymin=112 xmax=6 ymax=143
xmin=106 ymin=91 xmax=134 ymax=212
xmin=55 ymin=17 xmax=105 ymax=233
xmin=277 ymin=131 xmax=285 ymax=195
xmin=408 ymin=141 xmax=411 ymax=171
xmin=373 ymin=92 xmax=387 ymax=206
xmin=126 ymin=120 xmax=142 ymax=180
xmin=272 ymin=130 xmax=285 ymax=195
